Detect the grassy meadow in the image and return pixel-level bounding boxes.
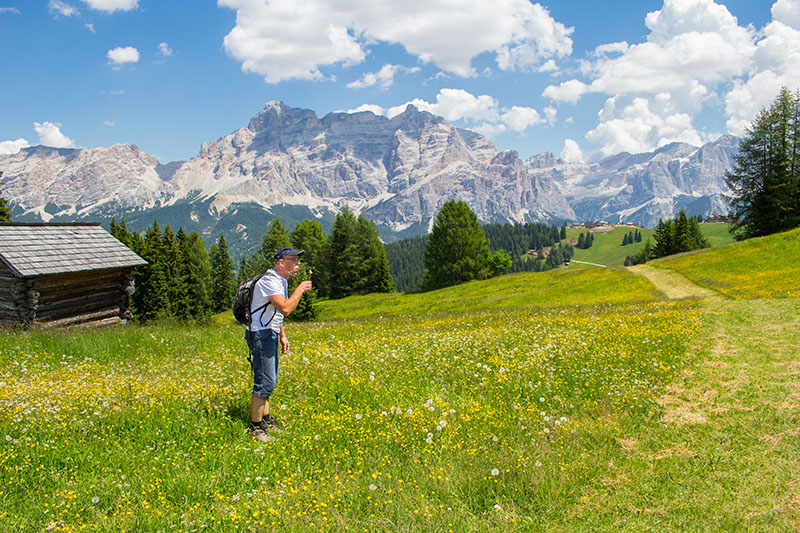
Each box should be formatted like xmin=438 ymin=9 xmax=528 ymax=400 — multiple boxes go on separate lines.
xmin=652 ymin=226 xmax=800 ymax=299
xmin=1 ymin=227 xmax=798 ymax=531
xmin=566 ymin=222 xmax=733 ymax=267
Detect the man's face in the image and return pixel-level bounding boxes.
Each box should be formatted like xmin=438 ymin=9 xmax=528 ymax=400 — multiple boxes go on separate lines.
xmin=280 ymin=255 xmax=302 ymax=276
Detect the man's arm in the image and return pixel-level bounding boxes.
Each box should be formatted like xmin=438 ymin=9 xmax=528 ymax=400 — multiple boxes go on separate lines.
xmin=279 ymin=324 xmax=289 ymax=353
xmin=268 ymin=280 xmax=312 ymax=316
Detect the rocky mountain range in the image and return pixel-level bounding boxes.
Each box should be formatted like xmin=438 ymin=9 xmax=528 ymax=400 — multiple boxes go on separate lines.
xmin=1 ymin=101 xmax=736 ymax=257
xmin=526 ymin=135 xmax=738 ymax=227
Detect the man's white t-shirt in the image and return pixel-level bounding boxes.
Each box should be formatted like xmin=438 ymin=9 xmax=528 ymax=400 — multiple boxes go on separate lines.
xmin=248 ymin=269 xmax=288 ymax=333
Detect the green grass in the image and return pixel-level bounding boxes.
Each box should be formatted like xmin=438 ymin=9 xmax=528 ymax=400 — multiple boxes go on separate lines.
xmin=566 ymin=297 xmax=800 ymax=530
xmin=565 ymin=222 xmax=733 ymax=267
xmin=317 ymin=266 xmax=659 ymax=320
xmin=652 ymin=226 xmax=800 ymax=299
xmin=0 ymin=228 xmax=797 ymax=532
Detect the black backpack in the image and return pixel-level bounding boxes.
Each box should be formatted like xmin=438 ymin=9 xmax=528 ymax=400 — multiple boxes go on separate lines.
xmin=232 ymin=274 xmax=272 ymax=325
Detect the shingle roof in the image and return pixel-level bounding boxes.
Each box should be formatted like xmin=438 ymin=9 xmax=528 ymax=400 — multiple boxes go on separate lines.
xmin=0 ymin=223 xmax=147 ymax=278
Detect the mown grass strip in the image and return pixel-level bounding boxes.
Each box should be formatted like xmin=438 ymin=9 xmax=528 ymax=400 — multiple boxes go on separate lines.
xmin=651 ymin=226 xmax=800 ymax=300
xmin=560 ymin=298 xmax=800 ymax=531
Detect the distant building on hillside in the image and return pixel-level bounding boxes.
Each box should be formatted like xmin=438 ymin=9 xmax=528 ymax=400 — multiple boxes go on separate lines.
xmin=0 ymin=222 xmax=146 ymax=327
xmin=569 ymin=221 xmax=610 ymax=229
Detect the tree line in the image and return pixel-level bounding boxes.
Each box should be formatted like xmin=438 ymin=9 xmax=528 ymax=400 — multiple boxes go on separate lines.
xmin=387 ymin=201 xmax=574 ymax=292
xmin=623 ymin=209 xmax=709 ymax=266
xmin=108 ymin=207 xmax=395 ymax=321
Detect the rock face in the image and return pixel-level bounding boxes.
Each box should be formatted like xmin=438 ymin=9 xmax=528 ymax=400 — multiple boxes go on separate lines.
xmin=0 ymin=101 xmax=738 ymax=245
xmin=525 ymin=136 xmax=738 ymax=227
xmin=167 ymin=102 xmax=575 ymax=230
xmin=1 ymin=102 xmax=575 ymax=238
xmin=0 ymin=144 xmax=169 ymax=220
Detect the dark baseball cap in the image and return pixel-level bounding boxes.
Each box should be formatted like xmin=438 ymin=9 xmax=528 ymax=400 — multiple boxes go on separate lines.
xmin=274 ymin=247 xmax=305 ymax=260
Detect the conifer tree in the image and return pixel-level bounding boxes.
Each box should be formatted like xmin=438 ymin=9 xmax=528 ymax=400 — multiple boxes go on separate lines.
xmin=131 ymin=220 xmax=170 ymax=320
xmin=261 ymin=218 xmax=292 ymax=266
xmin=292 ymin=219 xmax=328 ymax=296
xmin=652 ymin=218 xmax=675 ymax=258
xmin=210 ymin=233 xmax=236 ymax=312
xmin=355 ymin=214 xmax=394 ymax=294
xmin=622 ymin=232 xmax=630 ymax=246
xmin=160 ymin=225 xmax=186 ymax=317
xmin=236 ymin=255 xmax=251 ymax=284
xmin=326 ymin=208 xmax=362 ymax=298
xmin=180 ymin=230 xmax=212 ymax=318
xmin=423 ymin=200 xmax=490 ymax=290
xmin=0 ymin=171 xmax=11 ymax=222
xmin=725 ymin=87 xmax=800 ymax=239
xmin=578 ymin=233 xmax=585 ymax=248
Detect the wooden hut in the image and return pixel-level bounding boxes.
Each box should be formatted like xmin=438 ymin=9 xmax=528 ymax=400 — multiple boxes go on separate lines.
xmin=0 ymin=222 xmax=146 ymax=327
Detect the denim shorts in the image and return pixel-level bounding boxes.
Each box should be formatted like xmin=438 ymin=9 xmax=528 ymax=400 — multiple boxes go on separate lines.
xmin=245 ymin=328 xmax=279 ymax=400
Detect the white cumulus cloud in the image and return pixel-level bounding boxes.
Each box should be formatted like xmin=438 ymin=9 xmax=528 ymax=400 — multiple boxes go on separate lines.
xmin=500 ymin=106 xmax=544 ymax=132
xmin=354 ymin=88 xmax=548 ymax=138
xmin=81 ymin=0 xmax=138 ymax=12
xmin=108 ymin=46 xmax=140 ymax=67
xmin=586 ymin=96 xmax=704 ymax=157
xmin=49 ymin=0 xmax=79 ymax=17
xmin=542 ymin=79 xmax=589 ymax=103
xmin=157 ymin=42 xmax=174 ymax=57
xmin=33 ymin=122 xmax=77 ymax=149
xmin=345 ymin=104 xmax=387 ymax=115
xmin=541 ymin=0 xmax=800 ymax=157
xmin=218 ymin=0 xmax=572 ymax=83
xmin=347 ymin=64 xmax=418 ymax=89
xmin=0 ymin=138 xmax=30 ymax=156
xmin=773 ymin=0 xmax=800 ymax=29
xmin=560 ymin=139 xmax=584 ymax=163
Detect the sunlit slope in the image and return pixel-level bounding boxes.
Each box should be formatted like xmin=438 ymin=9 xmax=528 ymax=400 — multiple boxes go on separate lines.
xmin=566 ymin=222 xmax=732 ymax=267
xmin=317 ymin=267 xmax=660 ymax=320
xmin=651 ymin=226 xmax=800 ymax=299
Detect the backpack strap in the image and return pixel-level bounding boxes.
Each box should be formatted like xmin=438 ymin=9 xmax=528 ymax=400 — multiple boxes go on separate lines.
xmin=253 ymin=271 xmax=280 ymax=329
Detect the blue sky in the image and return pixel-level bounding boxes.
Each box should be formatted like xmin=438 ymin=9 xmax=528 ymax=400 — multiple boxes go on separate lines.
xmin=1 ymin=0 xmax=798 ymax=164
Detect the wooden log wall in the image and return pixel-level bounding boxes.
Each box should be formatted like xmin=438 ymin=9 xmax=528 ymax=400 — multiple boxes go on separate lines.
xmin=0 ymin=265 xmax=29 ymax=325
xmin=0 ymin=266 xmax=138 ymax=327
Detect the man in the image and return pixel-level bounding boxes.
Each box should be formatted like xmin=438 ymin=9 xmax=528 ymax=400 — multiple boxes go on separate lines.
xmin=246 ymin=246 xmax=313 ymax=442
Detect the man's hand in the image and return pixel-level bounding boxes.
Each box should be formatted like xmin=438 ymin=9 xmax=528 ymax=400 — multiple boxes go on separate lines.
xmin=280 ymin=333 xmax=290 ymax=354
xmin=296 ymin=280 xmax=313 ymax=294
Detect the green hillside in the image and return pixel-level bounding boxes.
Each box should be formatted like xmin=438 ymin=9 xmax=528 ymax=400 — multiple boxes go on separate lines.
xmin=317 ymin=267 xmax=658 ymax=320
xmin=652 ymin=226 xmax=800 ymax=299
xmin=565 ymin=222 xmax=733 ymax=267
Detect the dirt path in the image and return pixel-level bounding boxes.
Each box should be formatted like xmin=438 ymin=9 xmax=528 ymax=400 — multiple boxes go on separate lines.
xmin=628 ymin=264 xmax=721 ymax=300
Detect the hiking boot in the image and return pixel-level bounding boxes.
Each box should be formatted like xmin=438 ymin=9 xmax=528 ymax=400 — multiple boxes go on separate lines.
xmin=249 ymin=423 xmax=274 ymax=443
xmin=263 ymin=414 xmax=284 ymax=433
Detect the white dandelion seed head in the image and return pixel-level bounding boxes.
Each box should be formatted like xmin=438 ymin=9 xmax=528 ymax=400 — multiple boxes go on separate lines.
xmin=540 ymin=397 xmax=545 ymax=402
xmin=494 ymin=503 xmax=502 ymax=511
xmin=491 ymin=468 xmax=500 ymax=476
xmin=314 ymin=434 xmax=320 ymax=440
xmin=91 ymin=496 xmax=100 ymax=504
xmin=355 ymin=413 xmax=362 ymax=420
xmin=369 ymin=484 xmax=377 ymax=491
